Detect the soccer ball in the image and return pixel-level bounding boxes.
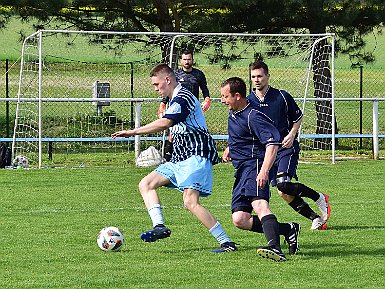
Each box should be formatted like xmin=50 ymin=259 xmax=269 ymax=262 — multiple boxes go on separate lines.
xmin=13 ymin=155 xmax=29 ymax=169
xmin=97 ymin=226 xmax=124 ymax=252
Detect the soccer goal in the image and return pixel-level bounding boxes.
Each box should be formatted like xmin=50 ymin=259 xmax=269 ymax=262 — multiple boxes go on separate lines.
xmin=12 ymin=30 xmax=335 ymax=168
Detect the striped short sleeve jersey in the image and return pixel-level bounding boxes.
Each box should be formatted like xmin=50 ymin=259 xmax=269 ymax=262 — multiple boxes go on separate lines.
xmin=163 ymin=86 xmax=218 ymax=164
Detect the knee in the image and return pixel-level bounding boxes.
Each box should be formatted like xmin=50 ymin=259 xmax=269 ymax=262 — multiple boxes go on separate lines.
xmin=231 ymin=214 xmax=249 ymax=230
xmin=138 ymin=177 xmax=152 ymax=194
xmin=278 ymin=191 xmax=295 ymax=203
xmin=276 ymin=181 xmax=289 ymax=194
xmin=183 ymin=196 xmax=198 ymax=212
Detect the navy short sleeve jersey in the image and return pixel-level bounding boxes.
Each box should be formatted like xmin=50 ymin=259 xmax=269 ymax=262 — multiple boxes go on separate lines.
xmin=174 ymin=67 xmax=209 ymax=100
xmin=247 ymin=86 xmax=303 ymax=139
xmin=227 ymin=104 xmax=281 ymax=169
xmin=163 ymin=86 xmax=218 ymax=164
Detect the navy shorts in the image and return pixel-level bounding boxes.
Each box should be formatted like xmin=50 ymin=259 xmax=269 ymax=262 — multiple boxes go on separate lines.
xmin=231 ymin=159 xmax=271 ymax=212
xmin=270 ymin=141 xmax=300 ymax=186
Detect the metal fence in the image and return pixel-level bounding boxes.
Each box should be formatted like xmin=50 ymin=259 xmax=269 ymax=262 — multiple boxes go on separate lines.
xmin=1 ymin=54 xmax=384 ymax=167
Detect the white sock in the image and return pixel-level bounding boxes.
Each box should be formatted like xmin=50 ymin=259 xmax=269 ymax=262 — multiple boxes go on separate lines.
xmin=209 ymin=221 xmax=230 ymax=244
xmin=148 ymin=204 xmax=164 ymax=227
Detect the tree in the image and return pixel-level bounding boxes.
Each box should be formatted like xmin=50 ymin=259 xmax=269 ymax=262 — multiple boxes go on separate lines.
xmin=2 ymin=0 xmax=384 ymax=147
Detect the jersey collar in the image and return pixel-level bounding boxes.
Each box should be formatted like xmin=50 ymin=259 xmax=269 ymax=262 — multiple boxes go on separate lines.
xmin=172 ymin=83 xmax=182 ymax=99
xmin=253 ymin=85 xmax=271 ymax=102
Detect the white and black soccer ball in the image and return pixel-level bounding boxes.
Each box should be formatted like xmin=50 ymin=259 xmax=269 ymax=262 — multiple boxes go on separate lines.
xmin=13 ymin=155 xmax=29 ymax=169
xmin=97 ymin=226 xmax=124 ymax=252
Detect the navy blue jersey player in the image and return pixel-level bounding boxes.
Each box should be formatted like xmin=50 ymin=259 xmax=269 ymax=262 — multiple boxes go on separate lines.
xmin=112 ymin=64 xmax=237 ymax=253
xmin=247 ymin=61 xmax=331 ymax=230
xmin=221 ymin=77 xmax=300 ymax=261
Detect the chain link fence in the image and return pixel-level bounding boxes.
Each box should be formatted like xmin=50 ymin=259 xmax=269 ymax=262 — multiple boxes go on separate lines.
xmin=0 ymin=32 xmax=384 ymax=167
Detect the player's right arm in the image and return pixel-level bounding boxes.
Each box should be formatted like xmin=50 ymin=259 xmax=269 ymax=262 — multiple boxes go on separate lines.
xmin=111 ymin=118 xmax=174 ymax=138
xmin=257 ymin=144 xmax=278 ymax=189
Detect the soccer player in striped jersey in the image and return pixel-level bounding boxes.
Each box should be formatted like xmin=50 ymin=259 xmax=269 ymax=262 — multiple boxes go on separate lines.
xmin=157 ymin=49 xmax=211 ymax=161
xmin=111 ymin=64 xmax=237 ymax=253
xmin=247 ymin=60 xmax=331 ymax=230
xmin=220 ymin=77 xmax=300 ymax=261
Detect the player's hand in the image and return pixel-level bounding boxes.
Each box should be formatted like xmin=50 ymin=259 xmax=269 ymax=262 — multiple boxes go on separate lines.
xmin=157 ymin=102 xmax=166 ymax=118
xmin=201 ymin=97 xmax=211 ymax=111
xmin=222 ymin=146 xmax=231 ymax=162
xmin=256 ymin=170 xmax=269 ymax=189
xmin=111 ymin=130 xmax=133 ymax=139
xmin=282 ymin=132 xmax=295 ymax=148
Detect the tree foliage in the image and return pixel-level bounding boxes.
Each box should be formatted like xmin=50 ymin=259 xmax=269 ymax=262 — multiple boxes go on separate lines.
xmin=0 ymin=0 xmax=384 ymax=64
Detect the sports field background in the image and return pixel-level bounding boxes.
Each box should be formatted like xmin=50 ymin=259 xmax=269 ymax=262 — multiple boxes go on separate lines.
xmin=1 ymin=161 xmax=384 ymax=288
xmin=0 ymin=18 xmax=385 ymax=288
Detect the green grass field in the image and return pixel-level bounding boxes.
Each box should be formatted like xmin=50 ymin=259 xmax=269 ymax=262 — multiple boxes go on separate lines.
xmin=1 ymin=160 xmax=384 ymax=288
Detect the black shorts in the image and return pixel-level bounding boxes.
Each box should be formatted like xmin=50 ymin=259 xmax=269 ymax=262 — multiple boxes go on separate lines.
xmin=231 ymin=159 xmax=271 ymax=211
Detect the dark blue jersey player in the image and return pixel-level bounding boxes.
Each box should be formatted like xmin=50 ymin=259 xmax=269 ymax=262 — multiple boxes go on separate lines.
xmin=247 ymin=61 xmax=331 ymax=230
xmin=221 ymin=76 xmax=301 ymax=261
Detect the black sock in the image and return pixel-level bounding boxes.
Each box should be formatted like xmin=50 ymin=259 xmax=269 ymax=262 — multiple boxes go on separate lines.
xmin=251 ymin=215 xmax=291 ymax=236
xmin=296 ymin=183 xmax=320 ymax=201
xmin=289 ymin=196 xmax=319 ymax=220
xmin=279 ymin=182 xmax=320 ymax=201
xmin=261 ymin=214 xmax=281 ymax=249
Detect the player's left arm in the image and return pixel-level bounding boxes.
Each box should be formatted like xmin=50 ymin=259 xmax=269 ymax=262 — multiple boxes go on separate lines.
xmin=199 ymin=71 xmax=211 ymax=111
xmin=282 ymin=116 xmax=302 ymax=148
xmin=281 ymin=90 xmax=303 ymax=148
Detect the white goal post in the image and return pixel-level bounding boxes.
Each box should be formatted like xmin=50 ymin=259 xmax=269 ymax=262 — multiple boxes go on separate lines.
xmin=12 ymin=30 xmax=335 ymax=168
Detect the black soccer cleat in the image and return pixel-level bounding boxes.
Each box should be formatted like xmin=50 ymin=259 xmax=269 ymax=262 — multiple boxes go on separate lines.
xmin=284 ymin=222 xmax=300 ymax=255
xmin=140 ymin=225 xmax=171 ymax=242
xmin=211 ymin=241 xmax=238 ymax=253
xmin=257 ymin=246 xmax=287 ymax=262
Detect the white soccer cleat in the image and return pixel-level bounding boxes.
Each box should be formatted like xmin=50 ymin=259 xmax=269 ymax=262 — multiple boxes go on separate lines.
xmin=311 ymin=217 xmax=327 ymax=230
xmin=316 ymin=193 xmax=331 ymax=222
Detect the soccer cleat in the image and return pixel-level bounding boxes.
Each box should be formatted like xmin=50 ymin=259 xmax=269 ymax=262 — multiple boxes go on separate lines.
xmin=284 ymin=222 xmax=300 ymax=255
xmin=316 ymin=193 xmax=331 ymax=222
xmin=318 ymin=223 xmax=328 ymax=230
xmin=257 ymin=246 xmax=287 ymax=262
xmin=310 ymin=217 xmax=327 ymax=230
xmin=140 ymin=225 xmax=171 ymax=242
xmin=211 ymin=241 xmax=238 ymax=253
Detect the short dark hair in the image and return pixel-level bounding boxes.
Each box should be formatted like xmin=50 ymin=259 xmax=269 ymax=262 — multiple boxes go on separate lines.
xmin=150 ymin=63 xmax=175 ymax=78
xmin=180 ymin=49 xmax=193 ymax=58
xmin=221 ymin=77 xmax=247 ymax=98
xmin=249 ymin=60 xmax=269 ymax=75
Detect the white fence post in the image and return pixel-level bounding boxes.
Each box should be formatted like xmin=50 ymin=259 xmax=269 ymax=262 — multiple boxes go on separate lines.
xmin=135 ymin=102 xmax=141 ymax=159
xmin=373 ymin=100 xmax=379 ymax=160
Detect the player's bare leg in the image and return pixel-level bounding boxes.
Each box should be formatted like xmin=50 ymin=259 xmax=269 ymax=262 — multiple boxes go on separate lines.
xmin=138 ymin=172 xmax=171 ymax=242
xmin=183 ymin=188 xmax=237 ymax=253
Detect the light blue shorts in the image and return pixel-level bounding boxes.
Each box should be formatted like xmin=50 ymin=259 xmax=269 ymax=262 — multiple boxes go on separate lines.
xmin=154 ymin=155 xmax=213 ymax=196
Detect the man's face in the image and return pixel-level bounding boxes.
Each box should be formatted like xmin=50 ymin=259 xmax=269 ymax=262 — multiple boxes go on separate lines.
xmin=250 ymin=68 xmax=270 ymax=92
xmin=220 ymin=84 xmax=238 ymax=111
xmin=180 ymin=53 xmax=193 ymax=70
xmin=151 ymin=74 xmax=172 ymax=97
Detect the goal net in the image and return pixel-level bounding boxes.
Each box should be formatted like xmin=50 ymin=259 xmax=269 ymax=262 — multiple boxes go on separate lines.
xmin=12 ymin=31 xmax=335 ymax=168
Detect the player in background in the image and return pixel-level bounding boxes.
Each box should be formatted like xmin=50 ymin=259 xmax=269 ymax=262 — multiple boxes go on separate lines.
xmin=157 ymin=49 xmax=211 ymax=161
xmin=112 ymin=64 xmax=237 ymax=253
xmin=224 ymin=60 xmax=331 ymax=230
xmin=220 ymin=77 xmax=300 ymax=261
